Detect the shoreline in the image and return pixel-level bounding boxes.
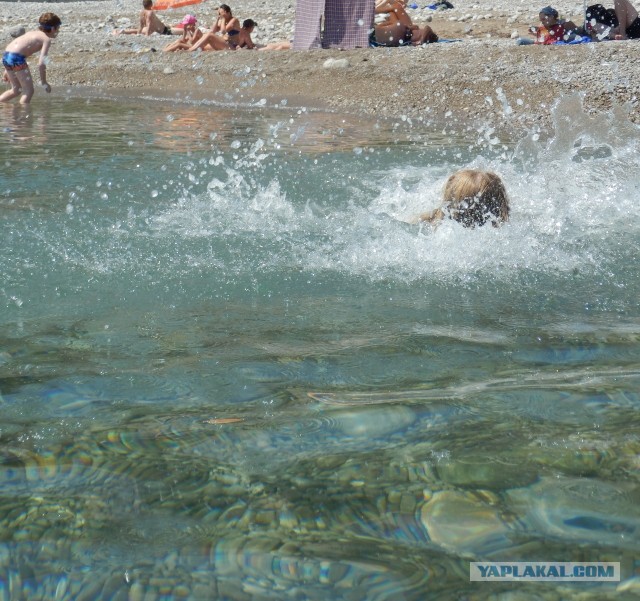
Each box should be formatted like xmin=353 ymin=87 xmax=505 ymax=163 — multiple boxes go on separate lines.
xmin=2 ymin=1 xmax=640 ymax=136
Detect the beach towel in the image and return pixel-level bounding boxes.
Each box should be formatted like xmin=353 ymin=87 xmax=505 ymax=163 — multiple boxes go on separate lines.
xmin=293 ymin=0 xmax=374 ymax=49
xmin=554 ymin=36 xmax=593 ymax=44
xmin=369 ymin=35 xmax=460 ymax=47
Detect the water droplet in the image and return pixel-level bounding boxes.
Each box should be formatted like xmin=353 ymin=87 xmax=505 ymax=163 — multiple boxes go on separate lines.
xmin=231 ymin=140 xmax=242 ymax=149
xmin=166 ymin=114 xmax=175 ymax=122
xmin=151 ymin=190 xmax=159 ymax=198
xmin=66 ymin=204 xmax=74 ymax=214
xmin=195 ymin=76 xmax=204 ymax=85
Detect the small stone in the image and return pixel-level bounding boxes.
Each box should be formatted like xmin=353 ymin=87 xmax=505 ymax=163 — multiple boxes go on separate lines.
xmin=9 ymin=26 xmax=25 ymax=39
xmin=323 ymin=58 xmax=349 ymax=69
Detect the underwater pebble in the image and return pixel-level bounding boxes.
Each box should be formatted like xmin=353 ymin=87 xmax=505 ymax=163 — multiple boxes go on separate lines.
xmin=420 ymin=490 xmax=512 ymax=554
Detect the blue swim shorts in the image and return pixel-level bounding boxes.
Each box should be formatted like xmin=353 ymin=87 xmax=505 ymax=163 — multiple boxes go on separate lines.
xmin=2 ymin=52 xmax=28 ymax=72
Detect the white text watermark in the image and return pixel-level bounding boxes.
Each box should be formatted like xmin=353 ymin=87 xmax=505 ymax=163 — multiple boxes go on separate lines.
xmin=470 ymin=562 xmax=620 ymax=582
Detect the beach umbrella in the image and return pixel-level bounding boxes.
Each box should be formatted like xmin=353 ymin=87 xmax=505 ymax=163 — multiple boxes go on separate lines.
xmin=584 ymin=0 xmax=588 ymax=28
xmin=153 ymin=0 xmax=205 ymax=10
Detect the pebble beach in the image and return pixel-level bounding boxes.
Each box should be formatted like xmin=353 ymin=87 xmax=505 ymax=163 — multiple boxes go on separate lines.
xmin=2 ymin=1 xmax=640 ymax=137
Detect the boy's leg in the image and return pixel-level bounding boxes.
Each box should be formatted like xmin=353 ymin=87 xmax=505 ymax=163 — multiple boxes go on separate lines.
xmin=14 ymin=67 xmax=34 ymax=104
xmin=0 ymin=68 xmax=22 ymax=102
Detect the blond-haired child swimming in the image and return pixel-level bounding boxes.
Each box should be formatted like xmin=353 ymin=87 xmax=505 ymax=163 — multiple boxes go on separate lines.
xmin=412 ymin=169 xmax=510 ymax=228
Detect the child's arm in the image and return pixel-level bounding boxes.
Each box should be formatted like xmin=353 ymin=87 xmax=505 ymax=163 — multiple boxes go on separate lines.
xmin=38 ymin=36 xmax=53 ymax=93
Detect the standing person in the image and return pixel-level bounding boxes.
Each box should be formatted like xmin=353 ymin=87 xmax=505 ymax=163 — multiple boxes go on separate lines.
xmin=293 ymin=0 xmax=374 ymax=49
xmin=1 ymin=12 xmax=61 ymax=105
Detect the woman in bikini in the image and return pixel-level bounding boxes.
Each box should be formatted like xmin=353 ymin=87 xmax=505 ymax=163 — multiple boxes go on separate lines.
xmin=189 ymin=4 xmax=241 ymax=51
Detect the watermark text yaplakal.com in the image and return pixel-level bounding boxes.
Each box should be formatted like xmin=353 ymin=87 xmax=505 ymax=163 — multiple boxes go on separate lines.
xmin=470 ymin=562 xmax=620 ymax=582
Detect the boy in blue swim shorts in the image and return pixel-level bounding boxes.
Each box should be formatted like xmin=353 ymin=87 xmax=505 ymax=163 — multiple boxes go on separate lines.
xmin=1 ymin=12 xmax=61 ymax=104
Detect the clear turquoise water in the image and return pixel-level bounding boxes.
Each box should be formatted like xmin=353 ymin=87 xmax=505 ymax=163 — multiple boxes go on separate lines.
xmin=1 ymin=95 xmax=639 ymax=600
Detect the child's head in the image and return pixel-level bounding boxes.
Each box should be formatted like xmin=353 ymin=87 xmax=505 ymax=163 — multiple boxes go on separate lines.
xmin=440 ymin=169 xmax=509 ymax=228
xmin=39 ymin=12 xmax=62 ymax=36
xmin=539 ymin=6 xmax=559 ymax=26
xmin=242 ymin=19 xmax=256 ymax=31
xmin=181 ymin=14 xmax=198 ymax=28
xmin=143 ymin=0 xmax=154 ymax=8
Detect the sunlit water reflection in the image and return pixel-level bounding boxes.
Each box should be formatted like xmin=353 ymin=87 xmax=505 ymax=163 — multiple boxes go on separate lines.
xmin=1 ymin=95 xmax=639 ymax=600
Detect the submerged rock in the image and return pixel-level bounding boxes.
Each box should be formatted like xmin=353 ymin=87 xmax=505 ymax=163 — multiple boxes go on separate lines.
xmin=420 ymin=490 xmax=513 ymax=556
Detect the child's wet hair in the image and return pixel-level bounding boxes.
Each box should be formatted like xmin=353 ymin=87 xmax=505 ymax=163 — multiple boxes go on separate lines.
xmin=442 ymin=169 xmax=510 ymax=227
xmin=39 ymin=12 xmax=62 ymax=31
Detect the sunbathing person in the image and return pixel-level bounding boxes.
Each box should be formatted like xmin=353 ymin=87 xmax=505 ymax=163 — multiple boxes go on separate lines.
xmin=531 ymin=6 xmax=566 ymax=43
xmin=209 ymin=4 xmax=241 ymax=37
xmin=373 ymin=0 xmax=438 ymax=46
xmin=585 ymin=2 xmax=640 ymax=39
xmin=114 ymin=0 xmax=174 ymax=35
xmin=232 ymin=20 xmax=257 ymax=49
xmin=163 ymin=15 xmax=202 ymax=51
xmin=189 ymin=18 xmax=256 ymax=51
xmin=612 ymin=0 xmax=640 ymax=38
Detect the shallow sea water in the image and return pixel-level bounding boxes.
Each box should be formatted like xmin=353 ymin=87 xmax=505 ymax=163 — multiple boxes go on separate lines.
xmin=1 ymin=93 xmax=640 ymax=600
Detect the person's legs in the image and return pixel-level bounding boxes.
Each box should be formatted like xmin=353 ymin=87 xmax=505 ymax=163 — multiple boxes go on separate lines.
xmin=614 ymin=0 xmax=639 ymax=32
xmin=374 ymin=22 xmax=411 ymax=45
xmin=0 ymin=69 xmax=21 ymax=102
xmin=14 ymin=68 xmax=34 ymax=104
xmin=389 ymin=2 xmax=415 ymax=29
xmin=0 ymin=67 xmax=33 ymax=104
xmin=189 ymin=32 xmax=229 ymax=51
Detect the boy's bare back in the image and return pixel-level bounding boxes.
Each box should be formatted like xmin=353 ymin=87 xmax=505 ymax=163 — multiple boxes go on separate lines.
xmin=140 ymin=8 xmax=169 ymax=35
xmin=5 ymin=30 xmax=51 ymax=59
